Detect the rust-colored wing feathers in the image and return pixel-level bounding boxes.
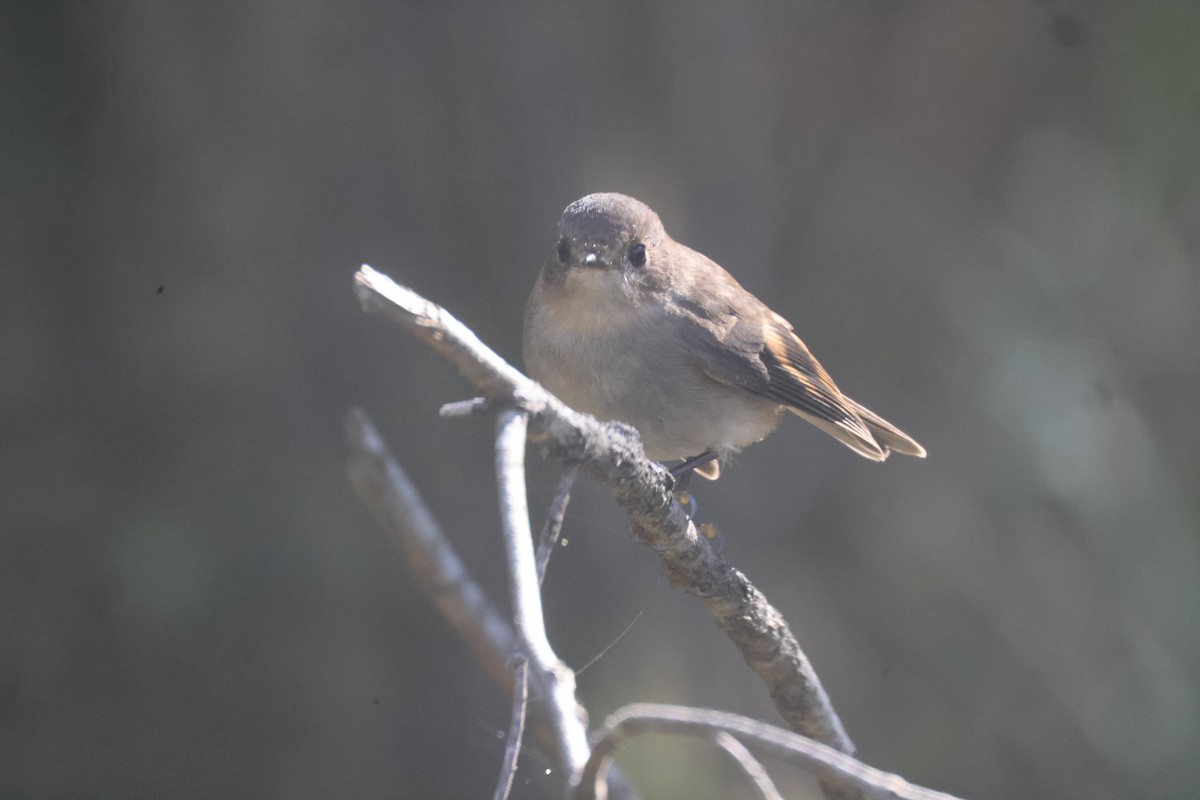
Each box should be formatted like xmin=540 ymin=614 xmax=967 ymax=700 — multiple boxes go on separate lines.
xmin=675 ymin=274 xmax=924 ymax=461
xmin=757 ymin=322 xmax=888 ymax=460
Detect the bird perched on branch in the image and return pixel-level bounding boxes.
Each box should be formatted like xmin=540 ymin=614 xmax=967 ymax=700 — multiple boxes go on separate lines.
xmin=523 ymin=192 xmax=924 ymax=480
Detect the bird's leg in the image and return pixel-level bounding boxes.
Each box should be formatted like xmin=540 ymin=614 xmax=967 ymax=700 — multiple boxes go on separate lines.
xmin=670 ymin=451 xmax=719 ymax=483
xmin=668 ymin=451 xmax=718 ymax=517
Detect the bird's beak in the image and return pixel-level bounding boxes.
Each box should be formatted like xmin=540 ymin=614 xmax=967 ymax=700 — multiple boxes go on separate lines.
xmin=581 ymin=251 xmax=603 ymax=268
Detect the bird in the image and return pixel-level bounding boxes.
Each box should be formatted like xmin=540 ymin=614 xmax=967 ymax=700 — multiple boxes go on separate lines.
xmin=522 ymin=192 xmax=924 ymax=480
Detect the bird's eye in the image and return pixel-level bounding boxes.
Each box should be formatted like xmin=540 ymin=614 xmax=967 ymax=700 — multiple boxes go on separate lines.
xmin=556 ymin=239 xmax=570 ymax=263
xmin=628 ymin=243 xmax=646 ymax=267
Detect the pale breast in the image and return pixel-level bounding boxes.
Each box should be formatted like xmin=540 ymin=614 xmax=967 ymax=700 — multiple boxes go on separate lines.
xmin=524 ymin=275 xmax=782 ymax=461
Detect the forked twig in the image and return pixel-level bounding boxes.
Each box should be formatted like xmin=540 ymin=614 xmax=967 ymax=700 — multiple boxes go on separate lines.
xmin=577 ymin=704 xmax=962 ymax=800
xmin=494 ymin=409 xmax=591 ymax=775
xmin=346 ymin=409 xmax=638 ymax=800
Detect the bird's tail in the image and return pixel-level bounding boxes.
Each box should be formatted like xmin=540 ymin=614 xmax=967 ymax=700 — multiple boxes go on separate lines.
xmin=845 ymin=398 xmax=926 ymax=458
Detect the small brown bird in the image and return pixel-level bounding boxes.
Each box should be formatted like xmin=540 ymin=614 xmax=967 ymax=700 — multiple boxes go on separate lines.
xmin=523 ymin=193 xmax=925 ymax=479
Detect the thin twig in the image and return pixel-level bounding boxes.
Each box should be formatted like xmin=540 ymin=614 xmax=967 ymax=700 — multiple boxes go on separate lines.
xmin=713 ymin=731 xmax=785 ymax=800
xmin=494 ymin=409 xmax=591 ymax=779
xmin=536 ymin=462 xmax=580 ymax=585
xmin=493 ymin=656 xmax=529 ymax=800
xmin=575 ymin=610 xmax=644 ymax=677
xmin=440 ymin=396 xmax=489 ymax=417
xmin=576 ymin=704 xmax=964 ymax=800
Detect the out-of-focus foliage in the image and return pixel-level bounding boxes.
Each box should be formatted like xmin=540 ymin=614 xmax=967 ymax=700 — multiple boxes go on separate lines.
xmin=2 ymin=3 xmax=1197 ymax=799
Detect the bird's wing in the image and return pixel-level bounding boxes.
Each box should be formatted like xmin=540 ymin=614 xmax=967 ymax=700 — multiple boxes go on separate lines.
xmin=673 ymin=283 xmax=888 ymax=461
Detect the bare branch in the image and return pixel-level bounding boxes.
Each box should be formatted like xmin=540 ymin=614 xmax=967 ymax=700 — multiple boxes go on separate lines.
xmin=537 ymin=462 xmax=579 ymax=585
xmin=345 ymin=407 xmax=513 ymax=688
xmin=346 ymin=408 xmax=639 ymax=800
xmin=576 ymin=705 xmax=964 ymax=800
xmin=492 ymin=656 xmax=529 ymax=800
xmin=494 ymin=409 xmax=592 ymax=776
xmin=713 ymin=731 xmax=785 ymax=800
xmin=494 ymin=411 xmax=543 ymax=652
xmin=354 ymin=266 xmax=852 ymax=755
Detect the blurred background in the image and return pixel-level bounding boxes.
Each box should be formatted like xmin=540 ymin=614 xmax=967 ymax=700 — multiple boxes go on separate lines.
xmin=3 ymin=2 xmax=1198 ymax=798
